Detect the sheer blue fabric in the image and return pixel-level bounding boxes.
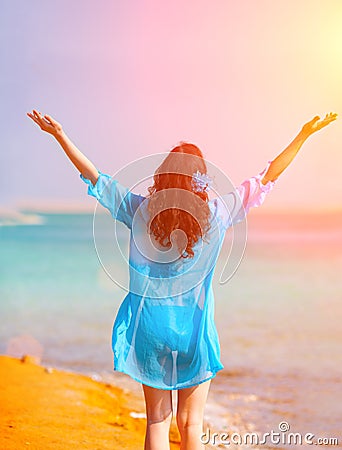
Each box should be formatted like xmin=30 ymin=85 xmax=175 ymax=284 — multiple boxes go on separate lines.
xmin=80 ymin=160 xmax=277 ymax=389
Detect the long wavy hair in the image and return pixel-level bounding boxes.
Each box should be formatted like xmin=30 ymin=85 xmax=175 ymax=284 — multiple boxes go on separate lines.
xmin=147 ymin=142 xmax=211 ymax=259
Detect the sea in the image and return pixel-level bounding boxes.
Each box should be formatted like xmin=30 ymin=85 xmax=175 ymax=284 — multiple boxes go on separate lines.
xmin=1 ymin=209 xmax=341 ymax=448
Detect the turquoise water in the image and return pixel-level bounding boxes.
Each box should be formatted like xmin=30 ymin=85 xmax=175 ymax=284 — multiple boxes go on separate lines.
xmin=1 ymin=211 xmax=341 ymax=444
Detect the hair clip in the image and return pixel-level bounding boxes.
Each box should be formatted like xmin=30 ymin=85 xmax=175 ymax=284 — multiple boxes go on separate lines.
xmin=191 ymin=170 xmax=213 ymax=193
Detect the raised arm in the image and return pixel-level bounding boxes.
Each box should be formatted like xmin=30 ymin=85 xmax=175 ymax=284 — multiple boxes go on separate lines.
xmin=261 ymin=112 xmax=338 ymax=184
xmin=27 ymin=109 xmax=99 ymax=186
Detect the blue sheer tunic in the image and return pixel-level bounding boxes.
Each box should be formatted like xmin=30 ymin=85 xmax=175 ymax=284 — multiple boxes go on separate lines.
xmin=80 ymin=160 xmax=277 ymax=389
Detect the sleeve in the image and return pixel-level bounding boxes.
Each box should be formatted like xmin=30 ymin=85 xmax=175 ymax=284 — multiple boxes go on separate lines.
xmin=80 ymin=170 xmax=144 ymax=229
xmin=213 ymin=160 xmax=278 ymax=230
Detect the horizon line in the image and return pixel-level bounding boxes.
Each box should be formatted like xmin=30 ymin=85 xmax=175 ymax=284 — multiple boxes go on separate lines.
xmin=0 ymin=203 xmax=341 ymax=215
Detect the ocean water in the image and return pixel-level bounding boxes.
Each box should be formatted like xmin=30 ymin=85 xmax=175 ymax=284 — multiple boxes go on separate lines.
xmin=1 ymin=210 xmax=341 ymax=446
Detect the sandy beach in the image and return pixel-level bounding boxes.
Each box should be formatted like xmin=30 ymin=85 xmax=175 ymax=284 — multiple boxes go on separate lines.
xmin=0 ymin=355 xmax=181 ymax=449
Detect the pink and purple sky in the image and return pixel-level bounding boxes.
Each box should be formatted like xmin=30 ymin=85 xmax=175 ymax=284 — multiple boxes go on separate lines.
xmin=2 ymin=0 xmax=341 ymax=212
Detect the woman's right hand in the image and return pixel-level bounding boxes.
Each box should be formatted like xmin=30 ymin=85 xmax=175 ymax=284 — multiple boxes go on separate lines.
xmin=27 ymin=109 xmax=63 ymax=137
xmin=301 ymin=112 xmax=338 ymax=137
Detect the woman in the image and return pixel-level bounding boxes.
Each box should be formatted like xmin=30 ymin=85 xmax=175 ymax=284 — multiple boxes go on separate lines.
xmin=27 ymin=110 xmax=337 ymax=450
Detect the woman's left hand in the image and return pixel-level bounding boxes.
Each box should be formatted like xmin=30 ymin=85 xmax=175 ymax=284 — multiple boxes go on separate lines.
xmin=27 ymin=109 xmax=63 ymax=137
xmin=301 ymin=112 xmax=338 ymax=137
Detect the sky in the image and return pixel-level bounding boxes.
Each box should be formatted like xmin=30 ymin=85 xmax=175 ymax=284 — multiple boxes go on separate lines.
xmin=1 ymin=0 xmax=341 ymax=212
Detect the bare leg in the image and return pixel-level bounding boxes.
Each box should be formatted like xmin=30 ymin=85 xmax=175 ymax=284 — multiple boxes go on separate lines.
xmin=176 ymin=380 xmax=211 ymax=450
xmin=142 ymin=384 xmax=173 ymax=450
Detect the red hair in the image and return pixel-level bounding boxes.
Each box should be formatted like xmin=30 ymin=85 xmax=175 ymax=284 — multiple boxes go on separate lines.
xmin=147 ymin=142 xmax=211 ymax=259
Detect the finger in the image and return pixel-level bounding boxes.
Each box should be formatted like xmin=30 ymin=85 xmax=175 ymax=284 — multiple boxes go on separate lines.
xmin=33 ymin=109 xmax=43 ymax=120
xmin=29 ymin=111 xmax=46 ymax=127
xmin=28 ymin=115 xmax=43 ymax=128
xmin=27 ymin=112 xmax=39 ymax=123
xmin=44 ymin=114 xmax=56 ymax=125
xmin=33 ymin=110 xmax=42 ymax=121
xmin=33 ymin=111 xmax=49 ymax=126
xmin=41 ymin=115 xmax=52 ymax=125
